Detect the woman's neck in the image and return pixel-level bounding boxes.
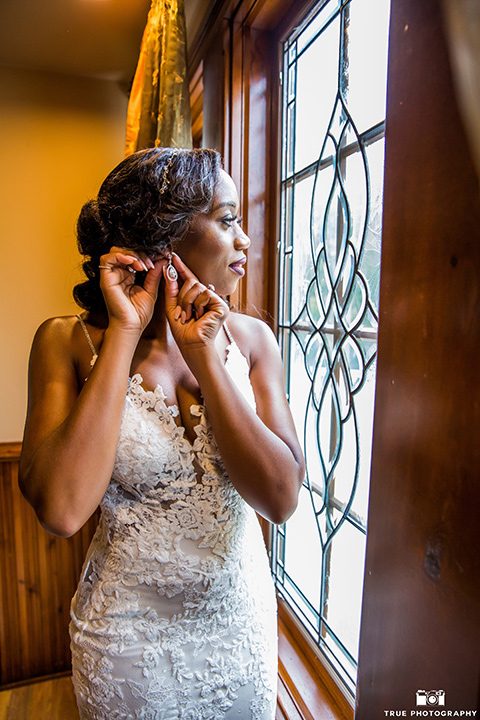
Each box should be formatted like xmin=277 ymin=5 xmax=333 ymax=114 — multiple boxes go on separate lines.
xmin=141 ymin=287 xmax=169 ymax=341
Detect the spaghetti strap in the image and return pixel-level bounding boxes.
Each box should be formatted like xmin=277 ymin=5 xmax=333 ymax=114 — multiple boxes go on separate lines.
xmin=223 ymin=322 xmax=234 ymax=345
xmin=76 ymin=314 xmax=98 ymax=369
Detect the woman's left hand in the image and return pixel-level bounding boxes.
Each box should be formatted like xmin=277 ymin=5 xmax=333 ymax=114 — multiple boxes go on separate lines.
xmin=163 ymin=253 xmax=229 ymax=351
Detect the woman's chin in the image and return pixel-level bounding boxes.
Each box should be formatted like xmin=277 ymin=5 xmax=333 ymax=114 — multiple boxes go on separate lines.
xmin=223 ymin=278 xmax=242 ymax=297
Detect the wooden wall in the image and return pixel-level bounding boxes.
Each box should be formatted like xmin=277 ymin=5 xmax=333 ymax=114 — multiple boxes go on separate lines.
xmin=0 ymin=443 xmax=97 ymax=687
xmin=356 ymin=0 xmax=480 ymax=715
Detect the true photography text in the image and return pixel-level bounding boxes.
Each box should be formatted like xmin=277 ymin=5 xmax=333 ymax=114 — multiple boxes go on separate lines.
xmin=384 ymin=712 xmax=477 ymax=717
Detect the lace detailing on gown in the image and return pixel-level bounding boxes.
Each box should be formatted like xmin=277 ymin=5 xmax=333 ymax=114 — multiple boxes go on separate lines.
xmin=70 ymin=323 xmax=277 ymax=720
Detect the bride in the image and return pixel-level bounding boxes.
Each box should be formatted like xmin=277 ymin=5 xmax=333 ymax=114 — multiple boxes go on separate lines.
xmin=19 ymin=147 xmax=304 ymax=720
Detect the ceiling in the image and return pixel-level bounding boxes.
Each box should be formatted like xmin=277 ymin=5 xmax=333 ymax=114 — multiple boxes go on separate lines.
xmin=0 ymin=0 xmax=212 ymax=86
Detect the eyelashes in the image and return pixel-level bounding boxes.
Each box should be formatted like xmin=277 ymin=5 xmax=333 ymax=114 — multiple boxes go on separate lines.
xmin=221 ymin=216 xmax=243 ymax=227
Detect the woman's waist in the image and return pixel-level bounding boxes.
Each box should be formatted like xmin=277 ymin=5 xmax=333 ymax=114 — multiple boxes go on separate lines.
xmin=73 ymin=515 xmax=272 ymax=621
xmin=94 ymin=502 xmax=252 ymax=569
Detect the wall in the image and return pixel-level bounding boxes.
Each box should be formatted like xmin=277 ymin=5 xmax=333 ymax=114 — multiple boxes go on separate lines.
xmin=356 ymin=0 xmax=480 ymax=715
xmin=0 ymin=66 xmax=128 ymax=441
xmin=0 ymin=443 xmax=98 ymax=685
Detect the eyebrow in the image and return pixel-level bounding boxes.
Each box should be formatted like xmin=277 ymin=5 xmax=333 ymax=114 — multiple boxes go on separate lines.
xmin=211 ymin=201 xmax=238 ymax=213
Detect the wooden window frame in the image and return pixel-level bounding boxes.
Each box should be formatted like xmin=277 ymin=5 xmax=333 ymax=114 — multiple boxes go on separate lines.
xmin=277 ymin=599 xmax=354 ymax=720
xmin=189 ymin=1 xmax=357 ymax=718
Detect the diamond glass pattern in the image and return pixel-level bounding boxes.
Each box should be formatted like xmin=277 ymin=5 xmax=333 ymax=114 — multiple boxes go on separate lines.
xmin=272 ymin=0 xmax=390 ymax=695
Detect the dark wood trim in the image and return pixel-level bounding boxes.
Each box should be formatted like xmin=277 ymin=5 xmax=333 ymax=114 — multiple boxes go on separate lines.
xmin=356 ymin=0 xmax=480 ymax=715
xmin=187 ymin=0 xmax=236 ymax=82
xmin=0 ymin=670 xmax=72 ymax=693
xmin=0 ymin=442 xmax=22 ymax=461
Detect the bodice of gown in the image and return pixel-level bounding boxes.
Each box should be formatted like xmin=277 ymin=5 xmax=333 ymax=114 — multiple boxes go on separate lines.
xmin=71 ymin=339 xmax=277 ymax=720
xmin=89 ymin=338 xmax=259 ymax=592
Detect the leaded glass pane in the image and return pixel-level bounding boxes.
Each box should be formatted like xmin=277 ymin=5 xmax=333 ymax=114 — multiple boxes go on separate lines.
xmin=294 ymin=16 xmax=340 ymax=172
xmin=273 ymin=0 xmax=390 ymax=697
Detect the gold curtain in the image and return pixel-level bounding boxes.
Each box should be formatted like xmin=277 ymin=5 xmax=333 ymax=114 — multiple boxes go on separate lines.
xmin=125 ymin=0 xmax=192 ymax=155
xmin=442 ymin=0 xmax=480 ymax=181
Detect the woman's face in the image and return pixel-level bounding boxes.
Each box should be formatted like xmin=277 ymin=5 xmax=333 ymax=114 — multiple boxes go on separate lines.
xmin=174 ymin=170 xmax=251 ymax=296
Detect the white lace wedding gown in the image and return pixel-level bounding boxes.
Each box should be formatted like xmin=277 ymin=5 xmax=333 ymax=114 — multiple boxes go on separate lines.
xmin=70 ymin=321 xmax=278 ymax=720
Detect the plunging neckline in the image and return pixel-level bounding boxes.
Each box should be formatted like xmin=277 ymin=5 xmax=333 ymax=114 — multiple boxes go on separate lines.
xmin=128 ymin=340 xmax=235 ymax=398
xmin=76 ymin=314 xmax=256 ymax=437
xmin=128 ymin=338 xmax=236 ymax=404
xmin=125 ymin=340 xmax=245 ymax=448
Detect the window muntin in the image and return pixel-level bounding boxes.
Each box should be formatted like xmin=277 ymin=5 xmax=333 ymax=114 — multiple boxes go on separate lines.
xmin=272 ymin=0 xmax=390 ymax=695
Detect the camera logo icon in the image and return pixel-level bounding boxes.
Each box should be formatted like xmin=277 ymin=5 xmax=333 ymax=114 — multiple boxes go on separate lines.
xmin=416 ymin=690 xmax=446 ymax=707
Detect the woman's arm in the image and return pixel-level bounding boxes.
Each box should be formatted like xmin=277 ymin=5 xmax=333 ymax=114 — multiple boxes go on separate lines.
xmin=189 ymin=320 xmax=304 ymax=524
xmin=164 ymin=257 xmax=305 ymax=524
xmin=19 ymin=250 xmax=164 ymax=537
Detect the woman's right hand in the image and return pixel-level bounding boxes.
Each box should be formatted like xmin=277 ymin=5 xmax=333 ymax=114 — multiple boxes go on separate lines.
xmin=98 ymin=247 xmax=165 ymax=334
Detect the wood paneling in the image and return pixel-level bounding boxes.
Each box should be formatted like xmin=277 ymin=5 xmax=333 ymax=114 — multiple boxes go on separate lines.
xmin=356 ymin=0 xmax=480 ymax=715
xmin=0 ymin=444 xmax=97 ymax=686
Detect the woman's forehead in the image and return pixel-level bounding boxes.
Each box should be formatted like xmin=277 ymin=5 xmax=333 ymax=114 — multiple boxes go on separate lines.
xmin=212 ymin=170 xmax=239 ymax=210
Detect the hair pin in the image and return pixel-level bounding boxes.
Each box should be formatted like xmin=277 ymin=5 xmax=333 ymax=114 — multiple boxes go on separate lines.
xmin=159 ymin=150 xmax=180 ymax=195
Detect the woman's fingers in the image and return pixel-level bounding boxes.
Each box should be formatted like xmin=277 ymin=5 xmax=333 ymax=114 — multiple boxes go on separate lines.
xmin=176 ymin=278 xmax=204 ymax=321
xmin=174 ymin=277 xmax=221 ymax=323
xmin=192 ymin=288 xmax=216 ymax=319
xmin=97 ymin=248 xmax=166 ymax=333
xmin=168 ymin=254 xmax=219 ymax=320
xmin=163 ymin=259 xmax=227 ymax=325
xmin=169 ymin=252 xmax=196 ymax=284
xmin=99 ymin=249 xmax=152 ymax=274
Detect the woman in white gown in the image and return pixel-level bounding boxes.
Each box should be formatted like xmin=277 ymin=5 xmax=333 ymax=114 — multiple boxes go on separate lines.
xmin=19 ymin=148 xmax=304 ymax=720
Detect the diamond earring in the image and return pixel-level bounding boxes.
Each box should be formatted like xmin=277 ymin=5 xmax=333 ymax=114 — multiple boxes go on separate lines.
xmin=166 ymin=254 xmax=178 ymax=281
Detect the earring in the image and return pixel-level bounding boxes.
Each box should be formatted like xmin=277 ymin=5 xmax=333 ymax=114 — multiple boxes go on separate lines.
xmin=166 ymin=254 xmax=178 ymax=281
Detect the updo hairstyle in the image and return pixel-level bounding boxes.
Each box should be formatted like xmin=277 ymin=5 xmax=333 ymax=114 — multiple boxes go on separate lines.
xmin=73 ymin=147 xmax=222 ymax=315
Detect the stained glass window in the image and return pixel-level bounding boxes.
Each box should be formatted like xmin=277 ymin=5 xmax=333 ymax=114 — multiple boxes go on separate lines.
xmin=272 ymin=0 xmax=391 ymax=696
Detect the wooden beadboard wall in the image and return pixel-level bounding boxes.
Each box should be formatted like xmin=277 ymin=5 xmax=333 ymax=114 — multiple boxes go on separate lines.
xmin=0 ymin=442 xmax=98 ymax=687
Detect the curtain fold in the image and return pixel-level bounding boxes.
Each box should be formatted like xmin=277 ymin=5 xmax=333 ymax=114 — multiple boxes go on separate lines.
xmin=442 ymin=0 xmax=480 ymax=180
xmin=125 ymin=0 xmax=192 ymax=155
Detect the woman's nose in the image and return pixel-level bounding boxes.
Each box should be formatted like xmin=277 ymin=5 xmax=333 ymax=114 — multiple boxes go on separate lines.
xmin=234 ymin=225 xmax=251 ymax=250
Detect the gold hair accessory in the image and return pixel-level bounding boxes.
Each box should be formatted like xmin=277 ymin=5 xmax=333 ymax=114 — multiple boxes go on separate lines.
xmin=159 ymin=151 xmax=180 ymax=195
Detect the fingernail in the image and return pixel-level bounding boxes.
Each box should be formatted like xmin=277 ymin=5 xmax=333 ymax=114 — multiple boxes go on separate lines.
xmin=181 ymin=310 xmax=186 ymax=325
xmin=147 ymin=258 xmax=155 ymax=270
xmin=174 ymin=306 xmax=181 ymax=321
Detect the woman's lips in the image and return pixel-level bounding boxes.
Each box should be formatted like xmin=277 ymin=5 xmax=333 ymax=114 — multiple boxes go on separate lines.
xmin=229 ymin=259 xmax=246 ymax=277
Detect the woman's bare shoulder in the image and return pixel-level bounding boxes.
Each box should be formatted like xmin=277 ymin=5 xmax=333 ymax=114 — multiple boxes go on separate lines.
xmin=34 ymin=313 xmax=104 ymax=350
xmin=226 ymin=312 xmax=279 ymax=363
xmin=31 ymin=314 xmax=98 ymax=376
xmin=33 ymin=314 xmax=79 ymax=347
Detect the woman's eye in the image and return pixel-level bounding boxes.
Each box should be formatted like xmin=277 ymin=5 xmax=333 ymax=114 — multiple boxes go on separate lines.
xmin=221 ymin=216 xmax=242 ymax=227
